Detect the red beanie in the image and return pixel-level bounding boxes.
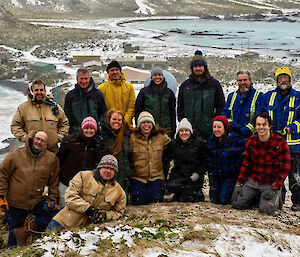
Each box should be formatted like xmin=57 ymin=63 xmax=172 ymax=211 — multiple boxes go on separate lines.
xmin=212 ymin=115 xmax=230 ymax=130
xmin=81 ymin=117 xmax=97 ymax=132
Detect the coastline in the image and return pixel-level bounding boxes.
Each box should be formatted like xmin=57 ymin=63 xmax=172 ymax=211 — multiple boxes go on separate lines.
xmin=0 ymin=79 xmax=27 ymax=94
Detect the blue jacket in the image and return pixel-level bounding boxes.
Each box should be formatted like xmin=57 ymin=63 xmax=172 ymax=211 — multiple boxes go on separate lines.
xmin=222 ymin=86 xmax=263 ymax=137
xmin=262 ymin=87 xmax=300 ymax=153
xmin=207 ymin=132 xmax=245 ymax=178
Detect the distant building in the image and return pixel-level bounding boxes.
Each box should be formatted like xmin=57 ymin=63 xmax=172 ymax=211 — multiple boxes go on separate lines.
xmin=235 ymin=51 xmax=260 ymax=60
xmin=72 ymin=56 xmax=100 ymax=65
xmin=116 ymin=56 xmax=167 ymax=70
xmin=30 ymin=62 xmax=56 ymax=73
xmin=123 ymin=43 xmax=139 ymax=53
xmin=83 ymin=60 xmax=102 ymax=72
xmin=0 ymin=52 xmax=9 ymax=64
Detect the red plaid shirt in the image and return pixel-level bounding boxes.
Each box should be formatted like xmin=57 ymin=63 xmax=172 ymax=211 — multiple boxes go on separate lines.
xmin=237 ymin=133 xmax=290 ymax=190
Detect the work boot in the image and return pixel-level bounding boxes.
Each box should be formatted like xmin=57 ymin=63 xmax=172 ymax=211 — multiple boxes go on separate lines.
xmin=14 ymin=221 xmax=38 ymax=246
xmin=291 ymin=204 xmax=300 ymax=211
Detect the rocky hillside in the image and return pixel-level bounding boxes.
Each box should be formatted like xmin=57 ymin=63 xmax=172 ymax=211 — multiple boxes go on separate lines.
xmin=1 ymin=0 xmax=300 ymax=16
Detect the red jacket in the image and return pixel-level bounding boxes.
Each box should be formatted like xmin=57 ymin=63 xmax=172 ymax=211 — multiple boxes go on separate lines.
xmin=237 ymin=133 xmax=290 ymax=190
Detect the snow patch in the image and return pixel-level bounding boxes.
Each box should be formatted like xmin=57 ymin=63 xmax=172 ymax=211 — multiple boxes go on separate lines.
xmin=134 ymin=0 xmax=156 ymax=15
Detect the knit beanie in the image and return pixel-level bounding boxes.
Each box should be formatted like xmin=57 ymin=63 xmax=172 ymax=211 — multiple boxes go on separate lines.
xmin=212 ymin=115 xmax=230 ymax=130
xmin=81 ymin=116 xmax=97 ymax=132
xmin=137 ymin=111 xmax=156 ymax=128
xmin=97 ymin=154 xmax=118 ymax=172
xmin=190 ymin=50 xmax=207 ymax=68
xmin=106 ymin=60 xmax=122 ymax=72
xmin=151 ymin=67 xmax=164 ymax=77
xmin=176 ymin=118 xmax=193 ymax=136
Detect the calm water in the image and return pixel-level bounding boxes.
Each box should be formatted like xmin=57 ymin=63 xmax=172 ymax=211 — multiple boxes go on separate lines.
xmin=126 ymin=19 xmax=300 ymax=57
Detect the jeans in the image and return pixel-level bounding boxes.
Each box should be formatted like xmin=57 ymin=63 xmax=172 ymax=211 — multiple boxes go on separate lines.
xmin=209 ymin=175 xmax=235 ymax=204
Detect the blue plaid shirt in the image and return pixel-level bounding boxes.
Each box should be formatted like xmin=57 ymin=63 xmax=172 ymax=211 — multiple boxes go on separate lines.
xmin=207 ymin=132 xmax=245 ymax=177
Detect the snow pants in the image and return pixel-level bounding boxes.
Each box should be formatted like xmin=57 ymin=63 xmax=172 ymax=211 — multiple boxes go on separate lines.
xmin=232 ymin=178 xmax=281 ymax=215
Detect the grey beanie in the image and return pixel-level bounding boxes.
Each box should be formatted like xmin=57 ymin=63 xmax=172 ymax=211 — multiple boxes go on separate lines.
xmin=97 ymin=154 xmax=118 ymax=172
xmin=151 ymin=67 xmax=164 ymax=77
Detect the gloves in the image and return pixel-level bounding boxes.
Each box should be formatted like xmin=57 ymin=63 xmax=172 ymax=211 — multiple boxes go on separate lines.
xmin=0 ymin=195 xmax=9 ymax=212
xmin=231 ymin=183 xmax=243 ymax=202
xmin=43 ymin=200 xmax=59 ymax=212
xmin=86 ymin=207 xmax=106 ymax=223
xmin=190 ymin=173 xmax=200 ymax=182
xmin=262 ymin=188 xmax=278 ymax=200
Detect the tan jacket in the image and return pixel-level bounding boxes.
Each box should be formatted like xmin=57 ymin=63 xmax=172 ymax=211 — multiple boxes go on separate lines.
xmin=130 ymin=130 xmax=170 ymax=183
xmin=53 ymin=170 xmax=126 ymax=229
xmin=0 ymin=133 xmax=59 ymax=210
xmin=98 ymin=72 xmax=136 ymax=127
xmin=11 ymin=97 xmax=69 ymax=153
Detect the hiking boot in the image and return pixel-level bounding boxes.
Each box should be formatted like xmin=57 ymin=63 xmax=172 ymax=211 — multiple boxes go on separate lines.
xmin=291 ymin=204 xmax=299 ymax=211
xmin=14 ymin=221 xmax=38 ymax=246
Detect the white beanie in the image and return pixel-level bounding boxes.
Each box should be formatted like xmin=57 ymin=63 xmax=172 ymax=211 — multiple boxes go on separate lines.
xmin=176 ymin=118 xmax=193 ymax=136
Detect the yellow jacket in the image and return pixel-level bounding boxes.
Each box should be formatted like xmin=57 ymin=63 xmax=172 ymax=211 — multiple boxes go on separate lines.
xmin=11 ymin=97 xmax=69 ymax=153
xmin=53 ymin=170 xmax=126 ymax=229
xmin=130 ymin=130 xmax=170 ymax=183
xmin=98 ymin=72 xmax=136 ymax=126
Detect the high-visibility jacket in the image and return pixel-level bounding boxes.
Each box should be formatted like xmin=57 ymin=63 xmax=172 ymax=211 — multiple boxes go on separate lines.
xmin=263 ymin=87 xmax=300 ymax=153
xmin=222 ymin=86 xmax=264 ymax=137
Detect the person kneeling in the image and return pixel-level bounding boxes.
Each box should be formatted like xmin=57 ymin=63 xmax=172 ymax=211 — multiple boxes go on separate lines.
xmin=232 ymin=113 xmax=290 ymax=215
xmin=48 ymin=155 xmax=126 ymax=231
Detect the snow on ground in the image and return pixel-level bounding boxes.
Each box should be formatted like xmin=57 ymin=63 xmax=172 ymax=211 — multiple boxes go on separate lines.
xmin=34 ymin=223 xmax=300 ymax=257
xmin=134 ymin=0 xmax=156 ymax=15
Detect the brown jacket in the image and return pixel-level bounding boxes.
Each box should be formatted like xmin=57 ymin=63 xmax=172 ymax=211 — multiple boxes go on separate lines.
xmin=0 ymin=133 xmax=59 ymax=210
xmin=11 ymin=96 xmax=69 ymax=153
xmin=53 ymin=170 xmax=126 ymax=229
xmin=130 ymin=130 xmax=170 ymax=183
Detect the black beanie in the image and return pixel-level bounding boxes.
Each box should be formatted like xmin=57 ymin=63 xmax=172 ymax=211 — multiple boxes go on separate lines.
xmin=106 ymin=60 xmax=122 ymax=72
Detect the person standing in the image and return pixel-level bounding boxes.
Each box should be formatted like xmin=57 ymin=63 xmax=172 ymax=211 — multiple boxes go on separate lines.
xmin=135 ymin=67 xmax=176 ymax=138
xmin=232 ymin=113 xmax=290 ymax=215
xmin=222 ymin=71 xmax=263 ymax=138
xmin=98 ymin=61 xmax=136 ymax=127
xmin=177 ymin=50 xmax=225 ymax=140
xmin=64 ymin=68 xmax=107 ymax=135
xmin=207 ymin=116 xmax=245 ymax=204
xmin=11 ymin=80 xmax=69 ymax=153
xmin=262 ymin=66 xmax=300 ymax=211
xmin=164 ymin=118 xmax=207 ymax=202
xmin=0 ymin=131 xmax=59 ymax=247
xmin=130 ymin=111 xmax=170 ymax=205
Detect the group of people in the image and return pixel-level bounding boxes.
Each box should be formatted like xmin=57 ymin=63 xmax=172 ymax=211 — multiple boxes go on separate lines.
xmin=0 ymin=50 xmax=299 ymax=249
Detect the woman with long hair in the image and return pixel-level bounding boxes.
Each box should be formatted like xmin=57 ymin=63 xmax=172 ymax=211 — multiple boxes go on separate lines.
xmin=98 ymin=109 xmax=131 ymax=195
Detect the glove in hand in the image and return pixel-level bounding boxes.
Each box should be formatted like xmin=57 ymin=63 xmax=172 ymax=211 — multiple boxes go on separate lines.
xmin=0 ymin=195 xmax=9 ymax=212
xmin=86 ymin=207 xmax=106 ymax=223
xmin=43 ymin=200 xmax=59 ymax=212
xmin=190 ymin=173 xmax=199 ymax=182
xmin=231 ymin=183 xmax=243 ymax=202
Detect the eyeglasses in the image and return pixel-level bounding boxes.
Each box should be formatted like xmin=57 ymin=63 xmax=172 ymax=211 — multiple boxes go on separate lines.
xmin=34 ymin=137 xmax=47 ymax=143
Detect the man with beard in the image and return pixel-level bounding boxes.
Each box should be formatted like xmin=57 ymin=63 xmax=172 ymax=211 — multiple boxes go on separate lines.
xmin=222 ymin=71 xmax=264 ymax=138
xmin=64 ymin=68 xmax=107 ymax=135
xmin=262 ymin=66 xmax=300 ymax=211
xmin=98 ymin=60 xmax=136 ymax=127
xmin=177 ymin=50 xmax=225 ymax=140
xmin=0 ymin=131 xmax=59 ymax=247
xmin=11 ymin=80 xmax=69 ymax=153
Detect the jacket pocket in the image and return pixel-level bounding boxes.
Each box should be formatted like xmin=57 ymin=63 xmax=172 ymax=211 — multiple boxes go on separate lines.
xmin=153 ymin=145 xmax=163 ymax=159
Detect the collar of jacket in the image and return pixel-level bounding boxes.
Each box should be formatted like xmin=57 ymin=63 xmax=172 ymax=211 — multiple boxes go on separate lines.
xmin=107 ymin=72 xmax=126 ymax=86
xmin=189 ymin=74 xmax=208 ymax=85
xmin=93 ymin=169 xmax=116 ymax=185
xmin=237 ymin=85 xmax=254 ymax=98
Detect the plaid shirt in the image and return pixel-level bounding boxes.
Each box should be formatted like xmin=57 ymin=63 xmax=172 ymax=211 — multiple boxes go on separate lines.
xmin=207 ymin=132 xmax=245 ymax=177
xmin=237 ymin=133 xmax=290 ymax=190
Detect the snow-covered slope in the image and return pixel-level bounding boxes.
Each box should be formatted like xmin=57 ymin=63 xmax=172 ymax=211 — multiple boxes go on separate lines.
xmin=2 ymin=0 xmax=300 ymax=15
